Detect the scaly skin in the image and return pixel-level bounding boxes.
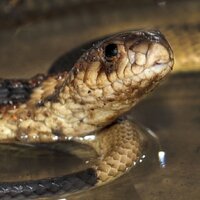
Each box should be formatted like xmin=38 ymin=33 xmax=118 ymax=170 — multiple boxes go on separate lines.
xmin=0 ymin=30 xmax=173 ymax=197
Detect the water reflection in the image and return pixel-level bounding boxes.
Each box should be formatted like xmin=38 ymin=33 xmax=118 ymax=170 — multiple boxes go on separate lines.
xmin=145 ymin=128 xmax=167 ymax=168
xmin=0 ymin=118 xmax=161 ymax=200
xmin=158 ymin=151 xmax=166 ymax=168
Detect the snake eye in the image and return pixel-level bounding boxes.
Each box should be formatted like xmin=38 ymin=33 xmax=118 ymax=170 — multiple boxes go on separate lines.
xmin=104 ymin=43 xmax=118 ymax=61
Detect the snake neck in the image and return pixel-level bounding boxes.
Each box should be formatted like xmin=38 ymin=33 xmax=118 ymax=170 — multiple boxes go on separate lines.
xmin=0 ymin=72 xmax=133 ymax=142
xmin=0 ymin=60 xmax=164 ymax=143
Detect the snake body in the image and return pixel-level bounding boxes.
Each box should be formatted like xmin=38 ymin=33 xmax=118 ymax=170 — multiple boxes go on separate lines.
xmin=0 ymin=30 xmax=173 ymax=198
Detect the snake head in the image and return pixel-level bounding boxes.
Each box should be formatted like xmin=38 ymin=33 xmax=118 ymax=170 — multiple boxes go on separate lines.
xmin=70 ymin=30 xmax=174 ymax=111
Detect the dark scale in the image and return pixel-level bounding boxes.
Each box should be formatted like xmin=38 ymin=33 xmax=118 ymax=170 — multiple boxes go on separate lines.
xmin=0 ymin=75 xmax=45 ymax=105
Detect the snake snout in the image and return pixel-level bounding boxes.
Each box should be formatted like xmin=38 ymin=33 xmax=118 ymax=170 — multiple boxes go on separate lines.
xmin=145 ymin=30 xmax=174 ymax=69
xmin=127 ymin=31 xmax=174 ymax=78
xmin=146 ymin=43 xmax=172 ymax=68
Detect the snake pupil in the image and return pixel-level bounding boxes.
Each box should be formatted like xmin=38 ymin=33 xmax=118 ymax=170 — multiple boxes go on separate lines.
xmin=105 ymin=43 xmax=118 ymax=59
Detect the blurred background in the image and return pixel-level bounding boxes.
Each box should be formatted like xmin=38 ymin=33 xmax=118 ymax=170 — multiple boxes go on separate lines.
xmin=0 ymin=0 xmax=199 ymax=200
xmin=0 ymin=0 xmax=199 ymax=77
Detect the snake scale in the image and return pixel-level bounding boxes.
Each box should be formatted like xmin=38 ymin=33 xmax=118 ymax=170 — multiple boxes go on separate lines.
xmin=0 ymin=30 xmax=174 ymax=198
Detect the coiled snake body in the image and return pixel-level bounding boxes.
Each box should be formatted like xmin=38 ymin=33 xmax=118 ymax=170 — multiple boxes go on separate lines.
xmin=0 ymin=30 xmax=174 ymax=198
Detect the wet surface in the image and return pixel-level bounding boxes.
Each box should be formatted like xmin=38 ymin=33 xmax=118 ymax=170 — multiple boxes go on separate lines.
xmin=0 ymin=0 xmax=199 ymax=199
xmin=0 ymin=73 xmax=199 ymax=200
xmin=64 ymin=73 xmax=200 ymax=200
xmin=129 ymin=73 xmax=200 ymax=200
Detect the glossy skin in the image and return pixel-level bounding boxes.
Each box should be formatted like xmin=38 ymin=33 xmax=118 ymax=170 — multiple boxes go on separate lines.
xmin=0 ymin=30 xmax=173 ymax=142
xmin=0 ymin=30 xmax=173 ymax=197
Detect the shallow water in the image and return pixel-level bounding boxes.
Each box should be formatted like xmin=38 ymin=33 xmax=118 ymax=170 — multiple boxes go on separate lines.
xmin=0 ymin=0 xmax=199 ymax=199
xmin=57 ymin=73 xmax=200 ymax=200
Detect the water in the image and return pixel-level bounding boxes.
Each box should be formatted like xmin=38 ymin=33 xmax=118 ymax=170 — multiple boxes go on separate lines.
xmin=0 ymin=0 xmax=199 ymax=199
xmin=63 ymin=73 xmax=200 ymax=200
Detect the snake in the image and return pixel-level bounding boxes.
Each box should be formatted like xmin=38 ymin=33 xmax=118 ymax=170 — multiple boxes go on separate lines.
xmin=0 ymin=30 xmax=174 ymax=198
